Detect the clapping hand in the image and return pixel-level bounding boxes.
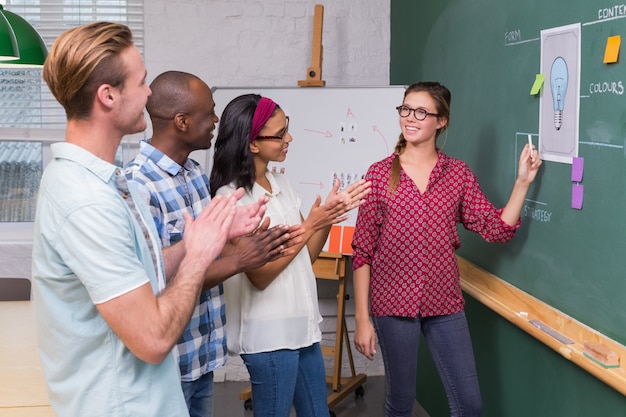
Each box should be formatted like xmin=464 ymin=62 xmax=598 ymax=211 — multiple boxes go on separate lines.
xmin=228 ymin=188 xmax=269 ymax=239
xmin=233 ymin=218 xmax=305 ymax=271
xmin=305 ymin=179 xmax=372 ymax=231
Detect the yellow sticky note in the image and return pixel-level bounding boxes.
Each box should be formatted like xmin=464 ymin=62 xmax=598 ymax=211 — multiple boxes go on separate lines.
xmin=604 ymin=35 xmax=621 ymax=64
xmin=530 ymin=74 xmax=544 ymax=95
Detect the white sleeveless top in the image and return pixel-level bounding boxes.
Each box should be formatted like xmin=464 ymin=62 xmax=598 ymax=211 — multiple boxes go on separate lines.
xmin=216 ymin=170 xmax=323 ymax=354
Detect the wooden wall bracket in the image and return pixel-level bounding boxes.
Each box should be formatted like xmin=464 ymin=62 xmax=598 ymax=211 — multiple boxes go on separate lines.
xmin=298 ymin=4 xmax=326 ymax=87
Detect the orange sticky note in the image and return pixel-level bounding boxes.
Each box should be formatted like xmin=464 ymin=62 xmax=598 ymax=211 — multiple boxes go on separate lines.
xmin=340 ymin=226 xmax=355 ymax=255
xmin=328 ymin=225 xmax=342 ymax=253
xmin=604 ymin=35 xmax=621 ymax=64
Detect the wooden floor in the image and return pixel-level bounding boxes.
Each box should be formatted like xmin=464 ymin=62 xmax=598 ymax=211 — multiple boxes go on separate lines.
xmin=0 ymin=300 xmax=428 ymax=417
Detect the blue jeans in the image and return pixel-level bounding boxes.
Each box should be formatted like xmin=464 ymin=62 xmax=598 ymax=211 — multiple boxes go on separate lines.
xmin=181 ymin=371 xmax=214 ymax=417
xmin=373 ymin=312 xmax=482 ymax=417
xmin=241 ymin=342 xmax=329 ymax=417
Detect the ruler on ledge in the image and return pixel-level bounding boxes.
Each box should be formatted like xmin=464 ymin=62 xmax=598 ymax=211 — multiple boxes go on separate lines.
xmin=529 ymin=319 xmax=575 ymax=344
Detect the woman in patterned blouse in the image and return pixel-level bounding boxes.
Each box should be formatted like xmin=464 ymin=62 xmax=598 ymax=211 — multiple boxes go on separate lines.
xmin=351 ymin=81 xmax=542 ymax=417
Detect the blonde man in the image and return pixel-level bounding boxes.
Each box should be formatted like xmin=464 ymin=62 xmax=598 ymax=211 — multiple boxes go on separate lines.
xmin=33 ymin=22 xmax=264 ymax=417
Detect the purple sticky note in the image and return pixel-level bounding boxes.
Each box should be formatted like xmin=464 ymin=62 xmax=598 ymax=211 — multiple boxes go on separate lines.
xmin=571 ymin=157 xmax=584 ymax=182
xmin=572 ymin=184 xmax=584 ymax=210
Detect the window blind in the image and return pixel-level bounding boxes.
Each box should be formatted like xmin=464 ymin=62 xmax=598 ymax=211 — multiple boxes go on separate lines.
xmin=0 ymin=0 xmax=144 ymax=129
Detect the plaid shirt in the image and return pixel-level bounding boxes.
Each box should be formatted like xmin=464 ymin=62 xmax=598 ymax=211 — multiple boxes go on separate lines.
xmin=125 ymin=139 xmax=226 ymax=381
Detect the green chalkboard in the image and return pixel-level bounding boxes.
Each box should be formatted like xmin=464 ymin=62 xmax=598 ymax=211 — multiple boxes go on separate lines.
xmin=391 ymin=0 xmax=626 ymax=414
xmin=392 ymin=0 xmax=626 ymax=348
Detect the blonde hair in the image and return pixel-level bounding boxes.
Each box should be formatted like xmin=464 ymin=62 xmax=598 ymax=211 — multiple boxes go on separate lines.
xmin=388 ymin=81 xmax=451 ymax=194
xmin=42 ymin=22 xmax=133 ymax=120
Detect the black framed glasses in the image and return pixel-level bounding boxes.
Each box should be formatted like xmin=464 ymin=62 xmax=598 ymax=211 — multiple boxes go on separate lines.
xmin=256 ymin=116 xmax=290 ymax=142
xmin=396 ymin=105 xmax=439 ymax=121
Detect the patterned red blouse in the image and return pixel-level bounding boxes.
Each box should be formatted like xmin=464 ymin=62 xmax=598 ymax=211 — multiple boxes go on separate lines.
xmin=352 ymin=152 xmax=519 ymax=318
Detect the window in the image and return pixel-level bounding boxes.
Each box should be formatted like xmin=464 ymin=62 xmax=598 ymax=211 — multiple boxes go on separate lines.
xmin=0 ymin=141 xmax=41 ymax=222
xmin=0 ymin=0 xmax=144 ymax=129
xmin=0 ymin=0 xmax=144 ymax=238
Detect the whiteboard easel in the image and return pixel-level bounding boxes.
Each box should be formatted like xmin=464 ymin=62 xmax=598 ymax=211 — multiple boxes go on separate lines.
xmin=201 ymin=86 xmax=406 ymax=228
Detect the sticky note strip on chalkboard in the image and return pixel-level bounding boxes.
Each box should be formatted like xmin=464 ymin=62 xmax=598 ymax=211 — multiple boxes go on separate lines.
xmin=572 ymin=184 xmax=584 ymax=210
xmin=604 ymin=35 xmax=621 ymax=64
xmin=530 ymin=74 xmax=545 ymax=95
xmin=571 ymin=157 xmax=584 ymax=182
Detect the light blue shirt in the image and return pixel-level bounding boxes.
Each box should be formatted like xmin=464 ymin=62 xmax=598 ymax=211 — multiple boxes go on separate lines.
xmin=32 ymin=142 xmax=188 ymax=417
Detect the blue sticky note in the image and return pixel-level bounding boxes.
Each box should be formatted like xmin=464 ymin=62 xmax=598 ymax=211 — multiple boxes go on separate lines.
xmin=571 ymin=157 xmax=584 ymax=182
xmin=572 ymin=184 xmax=584 ymax=210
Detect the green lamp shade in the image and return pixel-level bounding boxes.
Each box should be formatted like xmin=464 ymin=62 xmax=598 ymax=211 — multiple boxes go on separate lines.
xmin=0 ymin=6 xmax=47 ymax=67
xmin=0 ymin=9 xmax=19 ymax=61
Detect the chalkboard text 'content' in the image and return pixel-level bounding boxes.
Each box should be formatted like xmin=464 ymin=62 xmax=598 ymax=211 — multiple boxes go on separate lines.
xmin=598 ymin=5 xmax=626 ymax=20
xmin=523 ymin=205 xmax=553 ymax=222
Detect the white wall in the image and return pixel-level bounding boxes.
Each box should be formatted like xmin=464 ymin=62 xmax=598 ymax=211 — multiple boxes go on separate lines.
xmin=143 ymin=0 xmax=390 ymax=87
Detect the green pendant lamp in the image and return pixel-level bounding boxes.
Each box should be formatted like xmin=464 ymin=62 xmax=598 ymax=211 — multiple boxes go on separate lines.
xmin=0 ymin=7 xmax=19 ymax=61
xmin=0 ymin=5 xmax=47 ymax=67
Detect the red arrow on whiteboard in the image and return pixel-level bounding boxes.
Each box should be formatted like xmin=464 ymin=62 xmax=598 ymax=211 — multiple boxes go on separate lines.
xmin=372 ymin=125 xmax=389 ymax=155
xmin=304 ymin=128 xmax=333 ymax=138
xmin=299 ymin=181 xmax=324 ymax=189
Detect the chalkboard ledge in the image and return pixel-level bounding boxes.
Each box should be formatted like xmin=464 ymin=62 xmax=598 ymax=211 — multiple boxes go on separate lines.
xmin=457 ymin=256 xmax=626 ymax=396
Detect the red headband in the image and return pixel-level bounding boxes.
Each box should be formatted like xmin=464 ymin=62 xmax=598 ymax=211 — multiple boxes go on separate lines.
xmin=250 ymin=97 xmax=277 ymax=143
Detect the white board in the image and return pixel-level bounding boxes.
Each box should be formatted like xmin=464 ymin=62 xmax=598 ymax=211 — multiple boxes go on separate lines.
xmin=203 ymin=86 xmax=406 ymax=228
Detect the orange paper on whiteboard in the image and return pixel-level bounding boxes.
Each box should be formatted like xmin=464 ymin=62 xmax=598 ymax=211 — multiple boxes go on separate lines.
xmin=341 ymin=226 xmax=355 ymax=255
xmin=604 ymin=35 xmax=621 ymax=63
xmin=328 ymin=225 xmax=342 ymax=253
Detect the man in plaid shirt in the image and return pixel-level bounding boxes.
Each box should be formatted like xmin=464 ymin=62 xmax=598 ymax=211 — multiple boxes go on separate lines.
xmin=126 ymin=71 xmax=300 ymax=417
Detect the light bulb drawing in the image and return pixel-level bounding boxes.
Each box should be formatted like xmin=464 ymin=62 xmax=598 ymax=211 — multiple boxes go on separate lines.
xmin=540 ymin=23 xmax=580 ymax=163
xmin=550 ymin=56 xmax=568 ymax=130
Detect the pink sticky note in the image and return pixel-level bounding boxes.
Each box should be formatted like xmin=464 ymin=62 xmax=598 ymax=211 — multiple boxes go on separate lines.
xmin=572 ymin=184 xmax=584 ymax=210
xmin=571 ymin=157 xmax=584 ymax=182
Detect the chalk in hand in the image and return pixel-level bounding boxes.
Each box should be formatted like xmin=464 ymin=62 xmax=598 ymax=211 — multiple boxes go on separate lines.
xmin=528 ymin=134 xmax=534 ymax=160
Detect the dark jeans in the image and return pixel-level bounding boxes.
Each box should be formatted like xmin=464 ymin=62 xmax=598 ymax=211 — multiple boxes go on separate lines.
xmin=373 ymin=312 xmax=482 ymax=417
xmin=242 ymin=342 xmax=329 ymax=417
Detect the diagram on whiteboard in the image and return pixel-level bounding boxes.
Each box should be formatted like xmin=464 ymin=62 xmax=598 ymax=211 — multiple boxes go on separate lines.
xmin=209 ymin=86 xmax=406 ymax=254
xmin=539 ymin=23 xmax=581 ymax=164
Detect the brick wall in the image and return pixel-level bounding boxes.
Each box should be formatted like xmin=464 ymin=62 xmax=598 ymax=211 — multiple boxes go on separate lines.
xmin=143 ymin=0 xmax=390 ymax=87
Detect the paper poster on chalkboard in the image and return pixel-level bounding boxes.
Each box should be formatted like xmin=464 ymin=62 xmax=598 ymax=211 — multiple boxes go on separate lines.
xmin=539 ymin=23 xmax=581 ymax=164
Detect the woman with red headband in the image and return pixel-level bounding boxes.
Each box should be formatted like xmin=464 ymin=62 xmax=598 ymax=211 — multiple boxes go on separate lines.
xmin=210 ymin=94 xmax=371 ymax=417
